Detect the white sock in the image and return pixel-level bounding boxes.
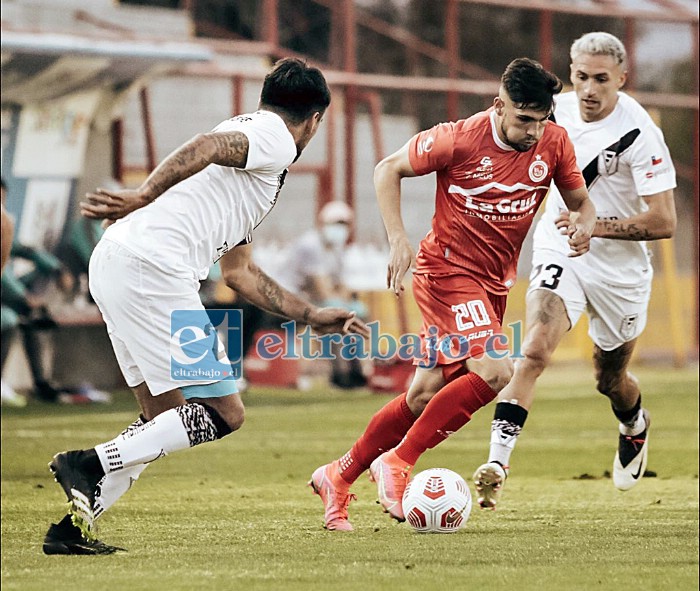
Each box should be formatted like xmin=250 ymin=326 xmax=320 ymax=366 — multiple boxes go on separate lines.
xmin=488 ymin=418 xmax=525 ymax=469
xmin=488 ymin=429 xmax=518 ymax=469
xmin=92 ymin=404 xmax=221 ymax=518
xmin=487 ymin=402 xmax=528 ymax=470
xmin=619 ymin=409 xmax=646 ymax=436
xmin=94 ymin=405 xmax=216 ymax=474
xmin=94 ymin=464 xmax=148 ymax=518
xmin=94 ymin=416 xmax=150 ymax=518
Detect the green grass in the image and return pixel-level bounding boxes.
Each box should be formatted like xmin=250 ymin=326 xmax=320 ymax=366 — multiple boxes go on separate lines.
xmin=2 ymin=365 xmax=698 ymax=591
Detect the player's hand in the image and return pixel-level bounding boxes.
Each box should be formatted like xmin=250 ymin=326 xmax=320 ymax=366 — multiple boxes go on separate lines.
xmin=308 ymin=308 xmax=370 ymax=338
xmin=81 ymin=187 xmax=152 ymax=221
xmin=555 ymin=211 xmax=593 ymax=257
xmin=387 ymin=236 xmax=415 ymax=297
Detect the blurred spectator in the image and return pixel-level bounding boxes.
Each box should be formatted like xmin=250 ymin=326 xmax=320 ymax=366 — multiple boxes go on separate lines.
xmin=1 ymin=179 xmax=13 ymax=271
xmin=1 ymin=178 xmax=24 ymax=407
xmin=274 ymin=200 xmax=368 ymax=389
xmin=0 ymin=179 xmax=109 ymax=405
xmin=56 ymin=216 xmax=106 ymax=304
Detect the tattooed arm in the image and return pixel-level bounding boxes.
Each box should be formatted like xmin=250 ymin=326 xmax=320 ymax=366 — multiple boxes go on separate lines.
xmin=592 ymin=189 xmax=676 ymax=241
xmin=81 ymin=131 xmax=250 ymax=221
xmin=556 ymin=189 xmax=675 ymax=242
xmin=219 ymin=244 xmax=311 ymax=320
xmin=219 ymin=245 xmax=369 ymax=337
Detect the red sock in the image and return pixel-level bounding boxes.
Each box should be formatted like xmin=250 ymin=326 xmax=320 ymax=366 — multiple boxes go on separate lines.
xmin=336 ymin=392 xmax=417 ymax=484
xmin=394 ymin=373 xmax=496 ymax=466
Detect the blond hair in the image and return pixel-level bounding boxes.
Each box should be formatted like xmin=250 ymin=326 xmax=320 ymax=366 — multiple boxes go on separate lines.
xmin=571 ymin=32 xmax=627 ymax=69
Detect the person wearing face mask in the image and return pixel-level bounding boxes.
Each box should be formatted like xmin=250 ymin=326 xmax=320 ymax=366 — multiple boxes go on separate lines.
xmin=273 ymin=200 xmax=368 ymax=389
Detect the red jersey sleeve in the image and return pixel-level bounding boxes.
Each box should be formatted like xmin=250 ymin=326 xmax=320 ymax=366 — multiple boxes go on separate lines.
xmin=552 ymin=130 xmax=585 ymax=191
xmin=408 ymin=122 xmax=456 ymax=176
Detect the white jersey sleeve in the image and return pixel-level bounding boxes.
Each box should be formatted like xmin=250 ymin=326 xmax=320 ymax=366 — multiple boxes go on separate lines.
xmin=626 ymin=120 xmax=675 ymax=198
xmin=212 ymin=114 xmax=295 ymax=173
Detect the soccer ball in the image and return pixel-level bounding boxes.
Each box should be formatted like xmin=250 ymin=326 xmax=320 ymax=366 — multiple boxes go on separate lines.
xmin=402 ymin=468 xmax=472 ymax=533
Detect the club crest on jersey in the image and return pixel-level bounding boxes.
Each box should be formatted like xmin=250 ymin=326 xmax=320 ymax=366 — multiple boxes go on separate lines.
xmin=598 ymin=149 xmax=620 ymax=176
xmin=528 ymin=155 xmax=548 ymax=182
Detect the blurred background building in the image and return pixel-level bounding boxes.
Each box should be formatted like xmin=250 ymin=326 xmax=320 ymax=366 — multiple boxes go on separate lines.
xmin=1 ymin=0 xmax=697 ymax=392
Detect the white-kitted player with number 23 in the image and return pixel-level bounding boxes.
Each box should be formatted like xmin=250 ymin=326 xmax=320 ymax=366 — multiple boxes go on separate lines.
xmin=473 ymin=32 xmax=677 ymax=509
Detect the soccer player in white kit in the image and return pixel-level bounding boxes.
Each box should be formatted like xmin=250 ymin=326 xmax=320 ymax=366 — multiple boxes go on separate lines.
xmin=43 ymin=58 xmax=368 ymax=554
xmin=473 ymin=32 xmax=677 ymax=508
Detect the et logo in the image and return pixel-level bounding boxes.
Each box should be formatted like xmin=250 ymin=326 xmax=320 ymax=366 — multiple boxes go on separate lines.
xmin=170 ymin=309 xmax=242 ymax=380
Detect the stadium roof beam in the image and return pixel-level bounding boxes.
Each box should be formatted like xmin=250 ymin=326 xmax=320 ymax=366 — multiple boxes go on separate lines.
xmin=312 ymin=0 xmax=496 ymax=80
xmin=0 ymin=29 xmax=215 ymax=105
xmin=0 ymin=30 xmax=213 ymax=62
xmin=176 ymin=62 xmax=699 ymax=111
xmin=457 ymin=0 xmax=698 ymax=23
xmin=648 ymin=0 xmax=698 ymax=14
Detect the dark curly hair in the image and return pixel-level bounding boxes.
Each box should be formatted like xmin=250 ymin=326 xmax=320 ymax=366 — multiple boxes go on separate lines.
xmin=260 ymin=57 xmax=331 ymax=124
xmin=501 ymin=58 xmax=563 ymax=113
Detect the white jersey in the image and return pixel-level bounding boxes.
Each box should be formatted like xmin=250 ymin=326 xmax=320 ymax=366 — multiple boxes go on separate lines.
xmin=105 ymin=110 xmax=296 ymax=280
xmin=533 ymin=91 xmax=676 ymax=285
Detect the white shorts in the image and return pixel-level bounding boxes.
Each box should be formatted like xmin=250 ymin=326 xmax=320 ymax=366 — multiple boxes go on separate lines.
xmin=528 ymin=248 xmax=652 ymax=351
xmin=89 ymin=239 xmax=236 ymax=396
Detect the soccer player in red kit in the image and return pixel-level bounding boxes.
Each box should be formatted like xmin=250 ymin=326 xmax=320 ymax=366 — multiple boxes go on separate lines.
xmin=309 ymin=58 xmax=596 ymax=530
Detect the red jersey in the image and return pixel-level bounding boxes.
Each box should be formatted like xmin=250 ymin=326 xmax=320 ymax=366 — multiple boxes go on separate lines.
xmin=408 ymin=108 xmax=583 ymax=295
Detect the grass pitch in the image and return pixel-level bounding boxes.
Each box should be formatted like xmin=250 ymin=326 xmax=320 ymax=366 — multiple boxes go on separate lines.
xmin=1 ymin=365 xmax=698 ymax=591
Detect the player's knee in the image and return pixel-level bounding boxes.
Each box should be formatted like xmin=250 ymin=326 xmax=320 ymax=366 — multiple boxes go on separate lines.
xmin=182 ymin=383 xmax=245 ymax=434
xmin=406 ymin=368 xmax=446 ymax=415
xmin=189 ymin=397 xmax=245 ymax=437
xmin=477 ymin=360 xmax=513 ymax=393
xmin=490 ymin=365 xmax=514 ymax=393
xmin=595 ymin=369 xmax=623 ymax=398
xmin=216 ymin=396 xmax=245 ymax=433
xmin=406 ymin=388 xmax=435 ymax=415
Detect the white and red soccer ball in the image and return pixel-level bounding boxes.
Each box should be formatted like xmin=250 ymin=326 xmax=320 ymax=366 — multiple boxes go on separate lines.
xmin=402 ymin=468 xmax=472 ymax=533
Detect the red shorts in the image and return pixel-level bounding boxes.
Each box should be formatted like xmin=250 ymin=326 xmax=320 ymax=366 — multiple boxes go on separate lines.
xmin=412 ymin=273 xmax=508 ymax=378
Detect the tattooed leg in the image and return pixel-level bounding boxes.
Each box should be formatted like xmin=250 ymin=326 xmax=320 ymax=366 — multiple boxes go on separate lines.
xmin=495 ymin=289 xmax=571 ymax=410
xmin=480 ymin=289 xmax=573 ymax=479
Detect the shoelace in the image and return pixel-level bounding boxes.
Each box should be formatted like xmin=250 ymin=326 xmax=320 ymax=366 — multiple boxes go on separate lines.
xmin=623 ymin=435 xmax=646 ymax=451
xmin=329 ymin=492 xmax=357 ymax=520
xmin=387 ymin=466 xmax=411 ymax=498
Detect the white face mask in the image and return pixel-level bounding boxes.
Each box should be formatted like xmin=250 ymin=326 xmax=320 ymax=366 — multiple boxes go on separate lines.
xmin=321 ymin=223 xmax=350 ymax=247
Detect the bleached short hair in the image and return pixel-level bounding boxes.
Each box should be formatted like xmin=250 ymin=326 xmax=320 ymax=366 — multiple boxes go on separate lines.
xmin=570 ymin=32 xmax=627 ymax=69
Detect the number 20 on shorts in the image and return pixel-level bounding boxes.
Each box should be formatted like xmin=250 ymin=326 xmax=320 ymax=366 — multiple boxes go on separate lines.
xmin=451 ymin=300 xmax=491 ymax=331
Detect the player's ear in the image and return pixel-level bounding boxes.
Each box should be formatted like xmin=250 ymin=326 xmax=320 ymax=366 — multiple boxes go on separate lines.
xmin=309 ymin=111 xmax=323 ymax=133
xmin=493 ymin=96 xmax=504 ymax=116
xmin=617 ymin=69 xmax=628 ymax=89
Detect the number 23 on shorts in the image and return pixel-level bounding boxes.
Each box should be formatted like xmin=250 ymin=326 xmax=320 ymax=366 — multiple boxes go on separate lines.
xmin=531 ymin=263 xmax=564 ymax=290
